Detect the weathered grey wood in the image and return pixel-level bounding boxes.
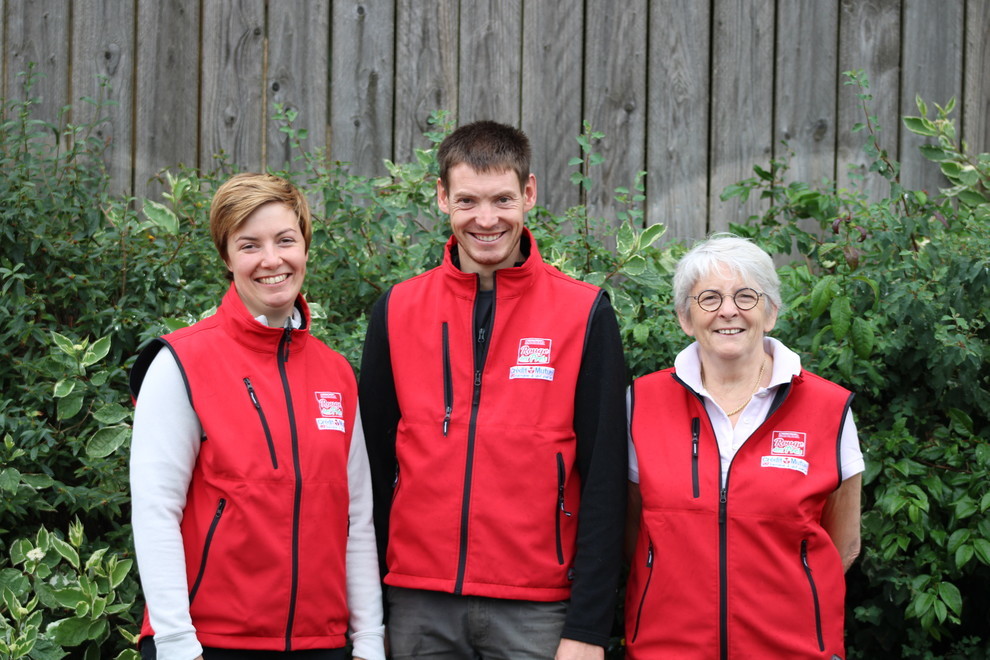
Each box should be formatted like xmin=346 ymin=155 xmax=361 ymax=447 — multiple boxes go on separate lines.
xmin=393 ymin=0 xmax=458 ymax=162
xmin=836 ymin=0 xmax=901 ymax=203
xmin=964 ymin=0 xmax=990 ymax=154
xmin=708 ymin=0 xmax=775 ymax=231
xmin=521 ymin=0 xmax=582 ymax=215
xmin=5 ymin=0 xmax=70 ymax=122
xmin=266 ymin=0 xmax=330 ymax=170
xmin=457 ymin=0 xmax=522 ymax=125
xmin=71 ymin=0 xmax=136 ymax=195
xmin=584 ymin=0 xmax=648 ymax=232
xmin=899 ymin=0 xmax=963 ymax=193
xmin=330 ymin=0 xmax=395 ymax=176
xmin=201 ymin=0 xmax=265 ymax=174
xmin=134 ymin=0 xmax=200 ymax=202
xmin=775 ymin=1 xmax=838 ymax=189
xmin=0 ymin=0 xmax=5 ymax=99
xmin=647 ymin=0 xmax=711 ymax=243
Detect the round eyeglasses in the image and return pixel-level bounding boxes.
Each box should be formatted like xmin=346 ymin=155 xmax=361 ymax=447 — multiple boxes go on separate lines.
xmin=690 ymin=288 xmax=763 ymax=312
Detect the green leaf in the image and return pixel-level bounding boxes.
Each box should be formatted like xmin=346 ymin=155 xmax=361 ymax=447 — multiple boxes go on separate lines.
xmin=616 ymin=222 xmax=636 ymax=256
xmin=53 ymin=378 xmax=76 ymax=398
xmin=51 ymin=331 xmax=76 ymax=356
xmin=51 ymin=587 xmax=86 ymax=610
xmin=92 ymin=403 xmax=130 ymax=425
xmin=947 ymin=528 xmax=971 ymax=553
xmin=57 ymin=393 xmax=84 ymax=420
xmin=47 ymin=616 xmax=95 ymax=646
xmin=973 ymin=538 xmax=990 ymax=565
xmin=632 ymin=322 xmax=650 ymax=344
xmin=850 ymin=317 xmax=874 ymax=358
xmin=0 ymin=468 xmax=20 ymax=493
xmin=85 ymin=548 xmax=109 ymax=573
xmin=830 ymin=296 xmax=853 ymax=341
xmin=938 ymin=582 xmax=963 ymax=616
xmin=50 ymin=536 xmax=79 ymax=569
xmin=142 ymin=200 xmax=180 ymax=234
xmin=622 ymin=254 xmax=647 ymax=277
xmin=918 ymin=144 xmax=951 ymax=162
xmin=10 ymin=538 xmax=33 ymax=565
xmin=903 ymin=116 xmax=937 ymax=137
xmin=80 ymin=335 xmax=111 ymax=368
xmin=85 ymin=426 xmax=130 ymax=459
xmin=162 ymin=318 xmax=190 ymax=332
xmin=809 ymin=276 xmax=834 ymax=318
xmin=955 ymin=544 xmax=974 ymax=569
xmin=110 ymin=559 xmax=133 ymax=589
xmin=639 ymin=222 xmax=666 ymax=247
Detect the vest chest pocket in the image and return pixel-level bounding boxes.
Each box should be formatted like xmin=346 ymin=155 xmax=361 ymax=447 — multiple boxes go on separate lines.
xmin=243 ymin=378 xmax=278 ymax=470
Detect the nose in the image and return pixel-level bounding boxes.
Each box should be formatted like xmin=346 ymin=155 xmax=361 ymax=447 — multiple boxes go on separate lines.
xmin=260 ymin=243 xmax=282 ymax=269
xmin=475 ymin=202 xmax=498 ymax=228
xmin=718 ymin=294 xmax=740 ymax=316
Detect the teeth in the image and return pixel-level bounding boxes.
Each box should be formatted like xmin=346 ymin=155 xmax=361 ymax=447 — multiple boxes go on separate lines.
xmin=473 ymin=233 xmax=502 ymax=243
xmin=716 ymin=329 xmax=743 ymax=335
xmin=258 ymin=274 xmax=288 ymax=285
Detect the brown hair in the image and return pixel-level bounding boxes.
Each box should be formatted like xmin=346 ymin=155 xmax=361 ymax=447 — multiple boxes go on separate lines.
xmin=209 ymin=173 xmax=312 ymax=267
xmin=437 ymin=120 xmax=531 ymax=191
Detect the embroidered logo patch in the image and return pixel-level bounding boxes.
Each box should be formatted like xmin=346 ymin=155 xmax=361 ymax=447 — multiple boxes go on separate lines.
xmin=770 ymin=430 xmax=807 ymax=456
xmin=760 ymin=455 xmax=809 ymax=475
xmin=509 ymin=338 xmax=555 ymax=381
xmin=314 ymin=391 xmax=345 ymax=432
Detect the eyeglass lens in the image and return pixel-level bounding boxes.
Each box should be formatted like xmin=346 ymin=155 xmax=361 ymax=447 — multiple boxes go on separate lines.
xmin=695 ymin=288 xmax=760 ymax=311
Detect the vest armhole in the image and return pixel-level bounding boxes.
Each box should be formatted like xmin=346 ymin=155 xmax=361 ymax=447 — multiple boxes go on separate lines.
xmin=835 ymin=392 xmax=855 ymax=488
xmin=130 ymin=339 xmax=194 ymax=412
xmin=581 ymin=289 xmax=607 ymax=359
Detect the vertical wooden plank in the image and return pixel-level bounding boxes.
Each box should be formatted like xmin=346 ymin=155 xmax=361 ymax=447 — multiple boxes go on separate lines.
xmin=5 ymin=0 xmax=70 ymax=120
xmin=584 ymin=0 xmax=648 ymax=231
xmin=775 ymin=1 xmax=838 ymax=189
xmin=457 ymin=0 xmax=522 ymax=125
xmin=899 ymin=0 xmax=963 ymax=193
xmin=0 ymin=0 xmax=6 ymax=100
xmin=708 ymin=0 xmax=775 ymax=231
xmin=330 ymin=0 xmax=395 ymax=176
xmin=836 ymin=0 xmax=901 ymax=203
xmin=393 ymin=0 xmax=459 ymax=161
xmin=963 ymin=0 xmax=990 ymax=155
xmin=71 ymin=0 xmax=136 ymax=195
xmin=134 ymin=0 xmax=200 ymax=202
xmin=646 ymin=0 xmax=711 ymax=242
xmin=267 ymin=0 xmax=330 ymax=170
xmin=521 ymin=1 xmax=582 ymax=215
xmin=201 ymin=0 xmax=265 ymax=174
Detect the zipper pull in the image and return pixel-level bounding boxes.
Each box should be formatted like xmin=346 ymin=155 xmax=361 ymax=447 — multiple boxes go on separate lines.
xmin=691 ymin=417 xmax=700 ymax=456
xmin=474 ymin=370 xmax=482 ymax=387
xmin=720 ymin=488 xmax=727 ymax=504
xmin=443 ymin=406 xmax=452 ymax=436
xmin=244 ymin=378 xmax=260 ymax=408
xmin=281 ymin=319 xmax=293 ymax=362
xmin=215 ymin=499 xmax=226 ymax=517
xmin=477 ymin=327 xmax=486 ymax=344
xmin=646 ymin=542 xmax=654 ymax=567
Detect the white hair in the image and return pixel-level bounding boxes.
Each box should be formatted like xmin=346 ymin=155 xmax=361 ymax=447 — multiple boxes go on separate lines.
xmin=673 ymin=234 xmax=782 ymax=318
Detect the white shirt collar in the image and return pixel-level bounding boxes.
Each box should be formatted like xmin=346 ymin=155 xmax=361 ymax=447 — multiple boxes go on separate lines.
xmin=254 ymin=306 xmax=303 ymax=329
xmin=674 ymin=336 xmax=802 ymax=394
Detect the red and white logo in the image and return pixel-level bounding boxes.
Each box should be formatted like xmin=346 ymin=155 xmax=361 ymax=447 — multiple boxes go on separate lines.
xmin=770 ymin=430 xmax=806 ymax=457
xmin=314 ymin=392 xmax=345 ymax=432
xmin=516 ymin=338 xmax=552 ymax=365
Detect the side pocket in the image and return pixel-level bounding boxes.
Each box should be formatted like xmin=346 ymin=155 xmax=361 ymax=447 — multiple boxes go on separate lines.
xmin=244 ymin=378 xmax=277 ymax=469
xmin=691 ymin=417 xmax=700 ymax=498
xmin=189 ymin=498 xmax=227 ymax=605
xmin=442 ymin=322 xmax=453 ymax=436
xmin=631 ymin=539 xmax=655 ymax=644
xmin=555 ymin=452 xmax=572 ymax=565
xmin=801 ymin=539 xmax=825 ymax=652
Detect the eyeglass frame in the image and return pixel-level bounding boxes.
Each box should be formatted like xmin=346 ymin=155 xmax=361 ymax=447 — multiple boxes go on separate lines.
xmin=689 ymin=287 xmax=764 ymax=312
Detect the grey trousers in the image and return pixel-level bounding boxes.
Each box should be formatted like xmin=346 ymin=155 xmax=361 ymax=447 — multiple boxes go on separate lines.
xmin=387 ymin=586 xmax=568 ymax=660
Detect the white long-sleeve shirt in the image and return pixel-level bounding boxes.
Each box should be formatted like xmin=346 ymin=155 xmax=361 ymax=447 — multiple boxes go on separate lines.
xmin=130 ymin=331 xmax=385 ymax=660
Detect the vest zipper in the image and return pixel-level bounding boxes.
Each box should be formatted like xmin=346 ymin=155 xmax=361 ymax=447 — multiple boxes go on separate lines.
xmin=188 ymin=497 xmax=226 ymax=604
xmin=691 ymin=417 xmax=700 ymax=498
xmin=454 ymin=277 xmax=496 ymax=595
xmin=555 ymin=452 xmax=572 ymax=565
xmin=244 ymin=377 xmax=278 ymax=469
xmin=801 ymin=539 xmax=826 ymax=651
xmin=278 ymin=326 xmax=303 ymax=651
xmin=719 ymin=484 xmax=728 ymax=660
xmin=442 ymin=322 xmax=452 ymax=436
xmin=631 ymin=540 xmax=655 ymax=644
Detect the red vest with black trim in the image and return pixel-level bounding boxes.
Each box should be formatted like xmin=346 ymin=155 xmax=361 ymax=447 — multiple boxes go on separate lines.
xmin=133 ymin=284 xmax=356 ymax=651
xmin=384 ymin=230 xmax=601 ymax=601
xmin=626 ymin=367 xmax=852 ymax=659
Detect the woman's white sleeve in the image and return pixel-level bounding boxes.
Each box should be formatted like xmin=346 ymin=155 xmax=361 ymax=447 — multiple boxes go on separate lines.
xmin=129 ymin=348 xmax=205 ymax=660
xmin=345 ymin=406 xmax=386 ymax=660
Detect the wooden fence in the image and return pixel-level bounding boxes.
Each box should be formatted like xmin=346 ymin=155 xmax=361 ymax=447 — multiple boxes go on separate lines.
xmin=2 ymin=0 xmax=988 ymax=241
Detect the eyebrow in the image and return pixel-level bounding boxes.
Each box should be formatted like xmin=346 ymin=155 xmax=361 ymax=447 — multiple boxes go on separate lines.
xmin=233 ymin=227 xmax=298 ymax=242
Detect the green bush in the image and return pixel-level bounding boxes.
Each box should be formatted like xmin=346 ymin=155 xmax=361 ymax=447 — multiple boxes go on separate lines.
xmin=1 ymin=66 xmax=987 ymax=658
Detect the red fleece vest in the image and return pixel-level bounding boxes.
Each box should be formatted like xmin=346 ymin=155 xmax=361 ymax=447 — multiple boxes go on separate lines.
xmin=384 ymin=231 xmax=601 ymax=601
xmin=134 ymin=285 xmax=356 ymax=651
xmin=626 ymin=367 xmax=852 ymax=659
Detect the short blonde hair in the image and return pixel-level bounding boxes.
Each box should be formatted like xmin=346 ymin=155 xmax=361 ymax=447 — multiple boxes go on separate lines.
xmin=209 ymin=173 xmax=312 ymax=264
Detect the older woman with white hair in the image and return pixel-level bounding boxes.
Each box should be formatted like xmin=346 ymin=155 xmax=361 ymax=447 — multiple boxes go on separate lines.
xmin=624 ymin=234 xmax=863 ymax=659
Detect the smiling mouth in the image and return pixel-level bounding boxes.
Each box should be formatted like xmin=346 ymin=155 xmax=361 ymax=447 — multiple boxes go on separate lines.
xmin=471 ymin=232 xmax=505 ymax=243
xmin=258 ymin=274 xmax=289 ymax=285
xmin=715 ymin=328 xmax=743 ymax=335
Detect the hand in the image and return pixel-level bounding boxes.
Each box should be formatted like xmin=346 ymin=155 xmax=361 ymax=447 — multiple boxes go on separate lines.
xmin=554 ymin=638 xmax=604 ymax=660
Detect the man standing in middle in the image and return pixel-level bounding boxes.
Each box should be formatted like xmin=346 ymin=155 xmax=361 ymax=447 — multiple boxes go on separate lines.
xmin=359 ymin=120 xmax=627 ymax=659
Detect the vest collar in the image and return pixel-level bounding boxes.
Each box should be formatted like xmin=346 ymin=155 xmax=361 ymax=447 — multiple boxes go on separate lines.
xmin=441 ymin=226 xmax=542 ymax=299
xmin=218 ymin=283 xmax=311 ymax=354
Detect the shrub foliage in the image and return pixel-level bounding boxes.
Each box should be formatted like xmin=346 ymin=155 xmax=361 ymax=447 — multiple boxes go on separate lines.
xmin=0 ymin=69 xmax=987 ymax=658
